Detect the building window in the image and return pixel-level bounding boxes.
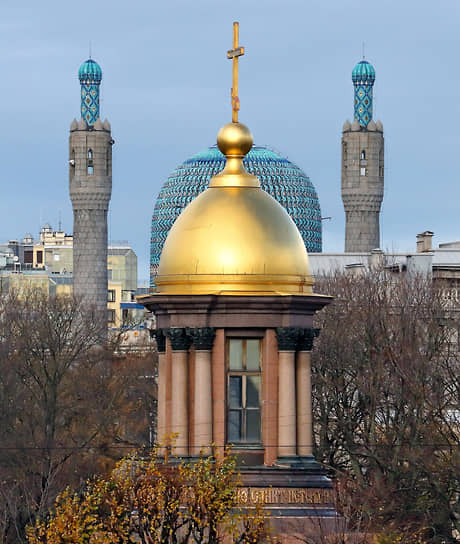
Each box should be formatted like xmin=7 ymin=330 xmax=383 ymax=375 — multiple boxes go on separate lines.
xmin=361 ymin=150 xmax=366 ymax=160
xmin=108 ymin=309 xmax=116 ymax=324
xmin=87 ymin=148 xmax=94 ymax=175
xmin=36 ymin=251 xmax=43 ymax=264
xmin=108 ymin=289 xmax=116 ymax=302
xmin=360 ymin=167 xmax=366 ymax=176
xmin=227 ymin=338 xmax=261 ymax=444
xmin=379 ymin=149 xmax=384 ymax=177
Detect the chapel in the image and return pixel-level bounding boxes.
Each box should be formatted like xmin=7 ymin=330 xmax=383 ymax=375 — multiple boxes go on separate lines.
xmin=139 ymin=23 xmax=337 ymax=536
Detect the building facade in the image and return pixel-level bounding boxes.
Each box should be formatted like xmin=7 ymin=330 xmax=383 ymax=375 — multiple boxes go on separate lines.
xmin=0 ymin=227 xmax=140 ymax=328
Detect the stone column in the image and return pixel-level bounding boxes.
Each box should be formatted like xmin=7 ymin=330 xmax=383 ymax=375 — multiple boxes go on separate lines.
xmin=153 ymin=329 xmax=167 ymax=448
xmin=190 ymin=327 xmax=215 ymax=455
xmin=296 ymin=328 xmax=319 ymax=458
xmin=211 ymin=329 xmax=225 ymax=457
xmin=167 ymin=328 xmax=191 ymax=456
xmin=276 ymin=327 xmax=300 ymax=459
xmin=262 ymin=329 xmax=279 ymax=466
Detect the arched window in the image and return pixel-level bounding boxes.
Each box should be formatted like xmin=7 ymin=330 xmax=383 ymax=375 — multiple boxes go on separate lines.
xmin=361 ymin=150 xmax=366 ymax=160
xmin=87 ymin=148 xmax=94 ymax=175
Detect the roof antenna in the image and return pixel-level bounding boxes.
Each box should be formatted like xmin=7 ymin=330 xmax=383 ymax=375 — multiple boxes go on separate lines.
xmin=89 ymin=40 xmax=92 ymax=59
xmin=362 ymin=41 xmax=365 ymax=60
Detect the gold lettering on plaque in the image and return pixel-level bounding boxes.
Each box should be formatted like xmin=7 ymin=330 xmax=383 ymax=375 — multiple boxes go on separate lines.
xmin=236 ymin=487 xmax=333 ymax=505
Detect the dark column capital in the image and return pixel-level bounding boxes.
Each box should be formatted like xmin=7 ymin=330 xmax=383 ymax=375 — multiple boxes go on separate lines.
xmin=276 ymin=327 xmax=302 ymax=351
xmin=297 ymin=328 xmax=320 ymax=352
xmin=166 ymin=327 xmax=192 ymax=351
xmin=189 ymin=327 xmax=216 ymax=351
xmin=153 ymin=328 xmax=167 ymax=353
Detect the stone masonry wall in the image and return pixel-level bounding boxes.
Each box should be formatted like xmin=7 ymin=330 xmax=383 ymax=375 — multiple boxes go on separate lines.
xmin=341 ymin=126 xmax=384 ymax=252
xmin=69 ymin=123 xmax=112 ymax=315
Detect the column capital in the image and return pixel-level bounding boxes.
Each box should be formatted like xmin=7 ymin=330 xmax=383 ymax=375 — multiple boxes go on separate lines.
xmin=153 ymin=328 xmax=167 ymax=353
xmin=166 ymin=328 xmax=192 ymax=351
xmin=276 ymin=327 xmax=302 ymax=351
xmin=297 ymin=328 xmax=320 ymax=352
xmin=190 ymin=327 xmax=216 ymax=351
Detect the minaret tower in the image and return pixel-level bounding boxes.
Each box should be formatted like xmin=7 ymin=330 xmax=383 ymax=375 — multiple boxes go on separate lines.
xmin=69 ymin=59 xmax=113 ymax=317
xmin=341 ymin=59 xmax=384 ymax=252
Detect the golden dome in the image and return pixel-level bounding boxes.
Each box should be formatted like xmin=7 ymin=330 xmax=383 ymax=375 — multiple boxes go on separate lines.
xmin=155 ymin=122 xmax=313 ymax=295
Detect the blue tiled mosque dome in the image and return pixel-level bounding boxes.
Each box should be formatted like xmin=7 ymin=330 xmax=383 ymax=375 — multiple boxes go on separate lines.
xmin=78 ymin=59 xmax=102 ymax=83
xmin=150 ymin=145 xmax=322 ymax=284
xmin=352 ymin=60 xmax=375 ymax=84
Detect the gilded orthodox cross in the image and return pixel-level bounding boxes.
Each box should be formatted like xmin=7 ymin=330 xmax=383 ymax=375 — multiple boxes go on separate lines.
xmin=227 ymin=21 xmax=244 ymax=123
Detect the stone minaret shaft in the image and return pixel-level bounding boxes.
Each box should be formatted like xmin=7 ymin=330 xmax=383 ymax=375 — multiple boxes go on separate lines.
xmin=341 ymin=60 xmax=384 ymax=252
xmin=69 ymin=59 xmax=112 ymax=316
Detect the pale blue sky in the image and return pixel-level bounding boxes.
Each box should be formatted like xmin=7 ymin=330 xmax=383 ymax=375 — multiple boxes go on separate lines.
xmin=1 ymin=0 xmax=459 ymax=283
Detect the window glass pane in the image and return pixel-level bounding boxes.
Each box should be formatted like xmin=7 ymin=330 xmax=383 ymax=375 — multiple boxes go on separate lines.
xmin=246 ymin=376 xmax=260 ymax=408
xmin=246 ymin=339 xmax=260 ymax=370
xmin=229 ymin=339 xmax=243 ymax=369
xmin=229 ymin=376 xmax=242 ymax=408
xmin=246 ymin=410 xmax=261 ymax=442
xmin=228 ymin=410 xmax=241 ymax=442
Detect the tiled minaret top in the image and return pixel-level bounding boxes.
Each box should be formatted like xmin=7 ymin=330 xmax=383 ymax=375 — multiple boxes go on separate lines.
xmin=78 ymin=59 xmax=102 ymax=126
xmin=352 ymin=60 xmax=375 ymax=128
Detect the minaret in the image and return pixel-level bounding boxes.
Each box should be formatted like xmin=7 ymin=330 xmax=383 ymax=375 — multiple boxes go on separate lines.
xmin=69 ymin=59 xmax=113 ymax=318
xmin=341 ymin=59 xmax=384 ymax=252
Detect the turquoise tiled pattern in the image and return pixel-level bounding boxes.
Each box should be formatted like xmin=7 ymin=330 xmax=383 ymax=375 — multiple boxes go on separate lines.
xmin=150 ymin=145 xmax=322 ymax=286
xmin=352 ymin=60 xmax=375 ymax=127
xmin=78 ymin=59 xmax=102 ymax=126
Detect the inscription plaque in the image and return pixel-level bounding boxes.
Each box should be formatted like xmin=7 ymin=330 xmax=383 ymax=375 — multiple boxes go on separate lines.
xmin=236 ymin=487 xmax=334 ymax=505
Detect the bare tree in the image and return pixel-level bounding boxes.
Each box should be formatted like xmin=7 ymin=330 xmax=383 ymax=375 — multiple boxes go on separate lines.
xmin=0 ymin=291 xmax=156 ymax=543
xmin=312 ymin=271 xmax=460 ymax=543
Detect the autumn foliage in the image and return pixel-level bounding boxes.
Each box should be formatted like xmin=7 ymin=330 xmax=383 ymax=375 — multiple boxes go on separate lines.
xmin=27 ymin=447 xmax=272 ymax=544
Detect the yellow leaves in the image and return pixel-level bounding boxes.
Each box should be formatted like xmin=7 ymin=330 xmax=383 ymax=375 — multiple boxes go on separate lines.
xmin=26 ymin=486 xmax=108 ymax=544
xmin=26 ymin=447 xmax=271 ymax=544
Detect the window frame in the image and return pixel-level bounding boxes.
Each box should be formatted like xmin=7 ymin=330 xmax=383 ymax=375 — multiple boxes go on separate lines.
xmin=226 ymin=338 xmax=262 ymax=446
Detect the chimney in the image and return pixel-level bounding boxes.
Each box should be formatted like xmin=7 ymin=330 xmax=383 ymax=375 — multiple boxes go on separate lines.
xmin=369 ymin=248 xmax=385 ymax=269
xmin=416 ymin=231 xmax=434 ymax=253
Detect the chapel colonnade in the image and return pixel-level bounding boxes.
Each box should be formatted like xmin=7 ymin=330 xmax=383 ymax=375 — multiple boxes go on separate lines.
xmin=155 ymin=326 xmax=319 ymax=464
